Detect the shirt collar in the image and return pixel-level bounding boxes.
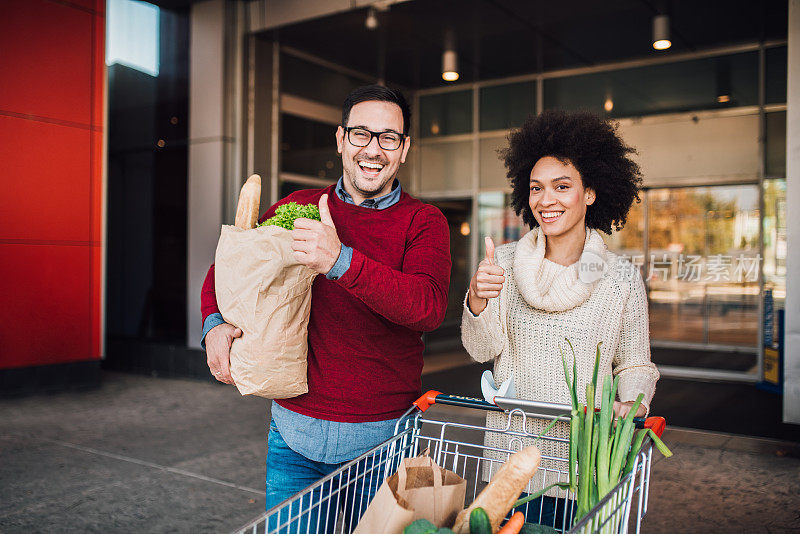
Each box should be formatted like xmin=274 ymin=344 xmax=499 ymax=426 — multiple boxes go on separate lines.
xmin=334 ymin=176 xmax=402 ymax=210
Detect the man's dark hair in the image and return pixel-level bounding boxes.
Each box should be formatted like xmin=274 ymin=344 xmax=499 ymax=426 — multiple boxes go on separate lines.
xmin=502 ymin=109 xmax=643 ymax=234
xmin=342 ymin=85 xmax=411 ymax=135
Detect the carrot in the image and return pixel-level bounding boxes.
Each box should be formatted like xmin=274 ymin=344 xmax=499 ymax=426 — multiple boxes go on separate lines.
xmin=497 ymin=511 xmax=525 ymax=534
xmin=452 ymin=446 xmax=541 ymax=534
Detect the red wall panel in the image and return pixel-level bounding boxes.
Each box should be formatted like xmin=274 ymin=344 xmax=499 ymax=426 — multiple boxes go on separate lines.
xmin=0 ymin=115 xmax=92 ymax=243
xmin=0 ymin=244 xmax=93 ymax=368
xmin=92 ymin=13 xmax=105 ymax=129
xmin=64 ymin=0 xmax=102 ymax=11
xmin=0 ymin=0 xmax=93 ymax=126
xmin=91 ymin=130 xmax=104 ymax=242
xmin=0 ymin=0 xmax=104 ymax=371
xmin=91 ymin=244 xmax=103 ymax=359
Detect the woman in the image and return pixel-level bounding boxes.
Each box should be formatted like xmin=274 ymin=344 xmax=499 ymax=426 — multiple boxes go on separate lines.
xmin=461 ymin=109 xmax=658 ymax=527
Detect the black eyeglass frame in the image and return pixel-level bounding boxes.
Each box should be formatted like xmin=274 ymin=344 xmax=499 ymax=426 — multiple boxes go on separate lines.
xmin=343 ymin=126 xmax=408 ymax=151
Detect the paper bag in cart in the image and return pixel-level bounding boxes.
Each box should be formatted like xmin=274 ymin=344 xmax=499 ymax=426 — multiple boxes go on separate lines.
xmin=353 ymin=455 xmax=466 ymax=534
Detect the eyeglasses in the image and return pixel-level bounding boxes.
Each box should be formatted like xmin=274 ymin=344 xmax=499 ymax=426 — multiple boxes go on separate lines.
xmin=343 ymin=126 xmax=406 ymax=151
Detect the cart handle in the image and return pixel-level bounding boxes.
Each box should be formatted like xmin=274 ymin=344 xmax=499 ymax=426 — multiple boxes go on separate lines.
xmin=413 ymin=390 xmax=665 ymax=434
xmin=414 ymin=390 xmax=504 ymax=413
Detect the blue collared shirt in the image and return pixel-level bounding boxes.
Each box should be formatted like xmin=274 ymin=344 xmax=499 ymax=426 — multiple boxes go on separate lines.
xmin=202 ymin=177 xmax=403 ymax=463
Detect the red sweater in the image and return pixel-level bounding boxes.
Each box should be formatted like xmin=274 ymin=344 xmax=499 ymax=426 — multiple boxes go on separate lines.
xmin=201 ymin=185 xmax=451 ymax=422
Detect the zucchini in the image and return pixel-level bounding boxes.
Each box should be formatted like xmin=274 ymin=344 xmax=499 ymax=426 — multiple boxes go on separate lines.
xmin=520 ymin=523 xmax=560 ymax=534
xmin=469 ymin=507 xmax=492 ymax=534
xmin=403 ymin=519 xmax=439 ymax=534
xmin=519 ymin=523 xmax=559 ymax=534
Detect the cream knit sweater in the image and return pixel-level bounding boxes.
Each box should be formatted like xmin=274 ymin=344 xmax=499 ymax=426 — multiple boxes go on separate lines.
xmin=461 ymin=227 xmax=658 ymax=495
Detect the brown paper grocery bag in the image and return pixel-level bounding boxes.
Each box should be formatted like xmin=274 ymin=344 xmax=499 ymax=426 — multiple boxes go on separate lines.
xmin=353 ymin=455 xmax=467 ymax=534
xmin=214 ymin=224 xmax=317 ymax=398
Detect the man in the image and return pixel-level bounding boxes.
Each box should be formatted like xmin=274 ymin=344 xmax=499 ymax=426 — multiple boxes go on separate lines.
xmin=200 ymin=85 xmax=451 ymax=529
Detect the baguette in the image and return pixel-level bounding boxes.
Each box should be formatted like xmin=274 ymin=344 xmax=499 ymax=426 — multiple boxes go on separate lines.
xmin=452 ymin=446 xmax=541 ymax=534
xmin=234 ymin=174 xmax=261 ymax=229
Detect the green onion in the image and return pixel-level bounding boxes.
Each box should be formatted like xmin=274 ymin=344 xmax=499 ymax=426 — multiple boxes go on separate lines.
xmin=578 ymin=381 xmax=595 ymax=519
xmin=596 ymin=374 xmax=614 ymax=498
xmin=622 ymin=429 xmax=647 ymax=477
xmin=558 ymin=340 xmax=671 ymax=528
xmin=648 ymin=428 xmax=674 ymax=458
xmin=608 ymin=393 xmax=644 ymax=485
xmin=569 ymin=411 xmax=579 ymax=494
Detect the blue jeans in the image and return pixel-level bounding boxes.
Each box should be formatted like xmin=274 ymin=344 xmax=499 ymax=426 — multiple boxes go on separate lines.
xmin=265 ymin=420 xmax=385 ymax=533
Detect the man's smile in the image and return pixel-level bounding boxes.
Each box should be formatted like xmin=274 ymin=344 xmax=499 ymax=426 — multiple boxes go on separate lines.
xmin=356 ymin=159 xmax=386 ymax=178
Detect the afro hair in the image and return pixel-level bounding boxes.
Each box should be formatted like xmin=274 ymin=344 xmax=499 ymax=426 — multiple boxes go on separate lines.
xmin=501 ymin=109 xmax=642 ymax=234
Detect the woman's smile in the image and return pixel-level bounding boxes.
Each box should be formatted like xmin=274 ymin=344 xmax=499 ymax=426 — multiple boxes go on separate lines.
xmin=539 ymin=210 xmax=564 ymax=224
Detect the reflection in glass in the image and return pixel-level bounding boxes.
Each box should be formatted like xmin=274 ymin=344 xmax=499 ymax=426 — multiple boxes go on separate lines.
xmin=603 ymin=198 xmax=644 ymax=259
xmin=428 ymin=200 xmax=472 ymax=324
xmin=419 ymin=90 xmax=473 ymax=138
xmin=107 ymin=0 xmax=160 ymax=77
xmin=544 ymin=52 xmax=758 ymax=117
xmin=280 ymin=114 xmax=341 ymax=180
xmin=479 ymin=135 xmax=509 ymax=190
xmin=479 ymin=82 xmax=536 ymax=131
xmin=280 ymin=53 xmax=364 ymax=108
xmin=647 ymin=186 xmax=760 ymax=350
xmin=279 ymin=180 xmax=317 ymax=199
xmin=477 ymin=192 xmax=527 ymax=260
xmin=765 ymin=111 xmax=786 ymax=178
xmin=763 ymin=179 xmax=786 ymax=314
xmin=418 ymin=141 xmax=472 ymax=193
xmin=106 ymin=3 xmax=188 ymax=343
xmin=765 ymin=46 xmax=787 ymax=105
xmin=419 ymin=199 xmax=474 ymax=352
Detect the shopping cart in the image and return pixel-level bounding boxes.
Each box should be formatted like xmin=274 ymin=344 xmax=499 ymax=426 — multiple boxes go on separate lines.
xmin=234 ymin=391 xmax=666 ymax=534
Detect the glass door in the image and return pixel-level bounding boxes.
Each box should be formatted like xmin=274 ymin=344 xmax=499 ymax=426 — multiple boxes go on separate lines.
xmin=645 ymin=185 xmax=760 ymax=374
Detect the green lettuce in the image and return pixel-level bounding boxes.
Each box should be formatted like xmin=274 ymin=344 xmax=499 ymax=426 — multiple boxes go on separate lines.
xmin=259 ymin=202 xmax=321 ymax=230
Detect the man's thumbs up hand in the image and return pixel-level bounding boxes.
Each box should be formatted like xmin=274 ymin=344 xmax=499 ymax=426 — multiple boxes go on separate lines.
xmin=467 ymin=236 xmax=505 ymax=316
xmin=318 ymin=194 xmax=334 ymax=227
xmin=291 ymin=193 xmax=342 ymax=275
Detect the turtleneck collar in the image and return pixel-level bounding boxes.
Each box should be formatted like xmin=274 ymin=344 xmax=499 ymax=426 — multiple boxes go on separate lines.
xmin=512 ymin=227 xmax=608 ymax=312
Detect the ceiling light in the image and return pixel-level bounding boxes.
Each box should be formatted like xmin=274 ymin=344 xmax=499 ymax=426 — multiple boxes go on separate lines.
xmin=715 ymin=57 xmax=732 ymax=105
xmin=460 ymin=221 xmax=470 ymax=236
xmin=442 ymin=28 xmax=459 ymax=82
xmin=365 ymin=7 xmax=378 ymax=30
xmin=442 ymin=52 xmax=459 ymax=81
xmin=652 ymin=14 xmax=671 ymax=50
xmin=604 ymin=97 xmax=614 ymax=112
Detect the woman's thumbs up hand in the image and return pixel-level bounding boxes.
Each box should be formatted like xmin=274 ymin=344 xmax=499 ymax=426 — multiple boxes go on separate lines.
xmin=485 ymin=236 xmax=496 ymax=265
xmin=468 ymin=236 xmax=506 ymax=316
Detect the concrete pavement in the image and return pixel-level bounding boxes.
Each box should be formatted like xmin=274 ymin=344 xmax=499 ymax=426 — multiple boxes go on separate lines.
xmin=1 ymin=371 xmax=798 ymax=533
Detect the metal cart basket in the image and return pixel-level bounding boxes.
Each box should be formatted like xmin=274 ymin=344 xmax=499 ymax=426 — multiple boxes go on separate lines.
xmin=235 ymin=391 xmax=666 ymax=534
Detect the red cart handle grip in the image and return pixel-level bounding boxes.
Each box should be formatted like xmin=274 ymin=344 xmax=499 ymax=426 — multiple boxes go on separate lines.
xmin=644 ymin=416 xmax=666 ymax=438
xmin=413 ymin=390 xmax=442 ymax=412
